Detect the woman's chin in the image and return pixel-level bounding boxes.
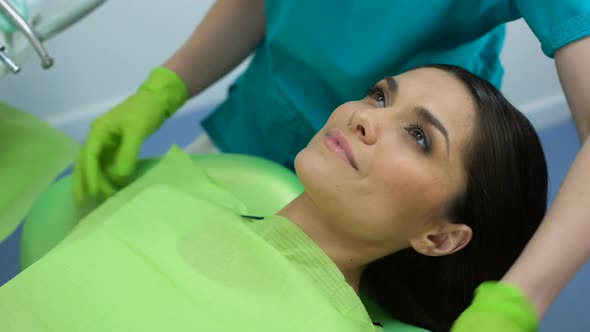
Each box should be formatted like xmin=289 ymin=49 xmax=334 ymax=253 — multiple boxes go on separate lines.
xmin=294 ymin=147 xmax=333 ymax=185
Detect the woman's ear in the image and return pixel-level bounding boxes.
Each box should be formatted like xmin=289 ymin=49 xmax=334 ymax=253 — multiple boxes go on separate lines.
xmin=408 ymin=223 xmax=472 ymax=257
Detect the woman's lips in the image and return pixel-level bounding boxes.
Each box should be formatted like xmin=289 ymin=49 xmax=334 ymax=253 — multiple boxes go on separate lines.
xmin=324 ymin=129 xmax=358 ymax=170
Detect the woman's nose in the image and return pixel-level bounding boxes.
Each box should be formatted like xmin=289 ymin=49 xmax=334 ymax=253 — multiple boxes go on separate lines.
xmin=349 ymin=109 xmax=377 ymax=145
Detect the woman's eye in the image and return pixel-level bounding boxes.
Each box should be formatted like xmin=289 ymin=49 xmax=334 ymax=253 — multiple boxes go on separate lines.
xmin=368 ymin=86 xmax=386 ymax=107
xmin=406 ymin=126 xmax=430 ymax=152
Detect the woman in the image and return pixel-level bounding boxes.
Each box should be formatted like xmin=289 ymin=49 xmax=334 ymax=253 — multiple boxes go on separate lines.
xmin=288 ymin=64 xmax=547 ymax=331
xmin=1 ymin=65 xmax=547 ymax=332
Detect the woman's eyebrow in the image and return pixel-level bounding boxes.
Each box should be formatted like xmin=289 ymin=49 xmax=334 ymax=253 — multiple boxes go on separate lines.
xmin=385 ymin=76 xmax=398 ymax=98
xmin=385 ymin=76 xmax=449 ymax=154
xmin=415 ymin=106 xmax=449 ymax=154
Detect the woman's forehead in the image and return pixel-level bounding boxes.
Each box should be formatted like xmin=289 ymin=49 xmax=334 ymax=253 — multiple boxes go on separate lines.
xmin=394 ymin=69 xmax=476 ymax=147
xmin=394 ymin=68 xmax=469 ymax=96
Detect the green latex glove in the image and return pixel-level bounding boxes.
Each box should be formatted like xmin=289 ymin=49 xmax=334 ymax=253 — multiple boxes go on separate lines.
xmin=73 ymin=67 xmax=188 ymax=205
xmin=451 ymin=282 xmax=539 ymax=332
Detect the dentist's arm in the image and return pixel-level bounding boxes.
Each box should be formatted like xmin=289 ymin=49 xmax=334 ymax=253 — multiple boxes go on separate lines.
xmin=163 ymin=0 xmax=266 ymax=96
xmin=500 ymin=35 xmax=590 ymax=316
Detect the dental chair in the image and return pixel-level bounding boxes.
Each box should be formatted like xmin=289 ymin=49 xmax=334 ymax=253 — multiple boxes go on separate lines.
xmin=19 ymin=153 xmax=427 ymax=332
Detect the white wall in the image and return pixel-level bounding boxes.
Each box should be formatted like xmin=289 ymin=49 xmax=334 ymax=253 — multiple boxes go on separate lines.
xmin=0 ymin=0 xmax=227 ymax=127
xmin=0 ymin=0 xmax=569 ymax=130
xmin=501 ymin=19 xmax=570 ymax=129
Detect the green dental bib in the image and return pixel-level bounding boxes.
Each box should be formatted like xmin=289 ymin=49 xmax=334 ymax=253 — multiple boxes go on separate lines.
xmin=0 ymin=147 xmax=383 ymax=331
xmin=2 ymin=147 xmax=426 ymax=331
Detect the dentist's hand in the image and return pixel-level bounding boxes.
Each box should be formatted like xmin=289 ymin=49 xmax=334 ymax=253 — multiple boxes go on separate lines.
xmin=451 ymin=282 xmax=539 ymax=332
xmin=73 ymin=67 xmax=188 ymax=205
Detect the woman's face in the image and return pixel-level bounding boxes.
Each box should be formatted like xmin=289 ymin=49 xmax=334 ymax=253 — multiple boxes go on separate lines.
xmin=295 ymin=67 xmax=476 ymax=251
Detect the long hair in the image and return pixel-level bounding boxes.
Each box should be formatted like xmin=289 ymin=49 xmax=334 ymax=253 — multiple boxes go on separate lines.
xmin=361 ymin=64 xmax=548 ymax=332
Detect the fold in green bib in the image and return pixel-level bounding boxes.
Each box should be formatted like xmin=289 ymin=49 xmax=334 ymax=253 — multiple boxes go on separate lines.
xmin=0 ymin=147 xmax=391 ymax=331
xmin=0 ymin=102 xmax=78 ymax=242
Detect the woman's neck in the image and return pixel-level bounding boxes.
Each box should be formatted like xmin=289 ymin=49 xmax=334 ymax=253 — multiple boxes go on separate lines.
xmin=277 ymin=193 xmax=381 ymax=292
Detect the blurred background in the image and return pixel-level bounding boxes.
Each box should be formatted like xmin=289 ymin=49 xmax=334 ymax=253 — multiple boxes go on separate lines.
xmin=0 ymin=1 xmax=585 ymax=331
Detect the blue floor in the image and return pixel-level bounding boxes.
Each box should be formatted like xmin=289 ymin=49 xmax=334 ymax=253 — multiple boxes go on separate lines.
xmin=0 ymin=113 xmax=587 ymax=330
xmin=0 ymin=224 xmax=23 ymax=287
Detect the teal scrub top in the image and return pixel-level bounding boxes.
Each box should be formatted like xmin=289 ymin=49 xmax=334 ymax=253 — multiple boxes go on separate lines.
xmin=202 ymin=0 xmax=590 ymax=168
